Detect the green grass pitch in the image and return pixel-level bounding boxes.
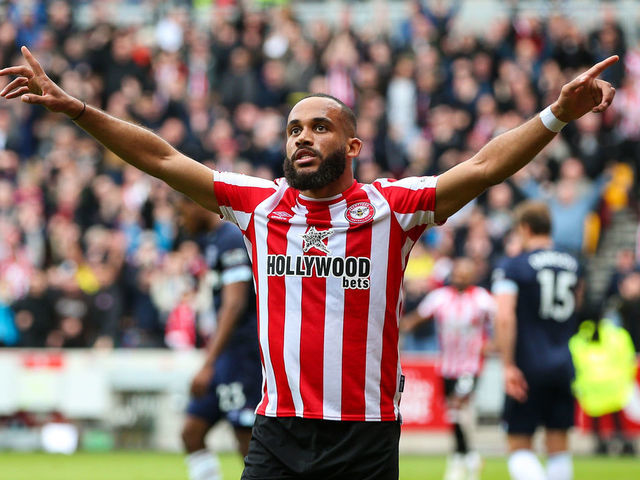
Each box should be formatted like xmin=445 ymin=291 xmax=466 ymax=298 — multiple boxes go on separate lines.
xmin=1 ymin=452 xmax=639 ymax=479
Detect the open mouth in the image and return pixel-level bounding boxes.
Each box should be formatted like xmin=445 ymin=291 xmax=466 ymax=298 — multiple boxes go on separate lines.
xmin=294 ymin=149 xmax=318 ymax=165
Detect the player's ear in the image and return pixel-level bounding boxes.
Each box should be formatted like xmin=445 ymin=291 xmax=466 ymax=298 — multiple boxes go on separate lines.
xmin=346 ymin=137 xmax=362 ymax=160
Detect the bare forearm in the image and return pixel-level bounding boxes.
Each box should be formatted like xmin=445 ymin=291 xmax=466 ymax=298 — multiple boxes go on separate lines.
xmin=203 ymin=284 xmax=248 ymax=365
xmin=435 ymin=115 xmax=557 ymax=221
xmin=435 ymin=54 xmax=618 ymax=222
xmin=72 ymin=103 xmax=218 ymax=211
xmin=74 ymin=104 xmax=178 ymax=179
xmin=496 ymin=313 xmax=517 ymax=366
xmin=474 ymin=115 xmax=556 ymax=187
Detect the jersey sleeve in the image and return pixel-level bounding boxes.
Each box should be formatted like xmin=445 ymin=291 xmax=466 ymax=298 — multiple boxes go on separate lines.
xmin=213 ymin=170 xmax=278 ymax=229
xmin=218 ymin=226 xmax=253 ymax=286
xmin=374 ymin=176 xmax=441 ymax=233
xmin=491 ymin=257 xmax=519 ymax=295
xmin=416 ymin=289 xmax=440 ymax=319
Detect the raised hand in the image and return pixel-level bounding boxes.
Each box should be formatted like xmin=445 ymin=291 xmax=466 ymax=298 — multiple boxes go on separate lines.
xmin=552 ymin=55 xmax=618 ymax=122
xmin=0 ymin=46 xmax=83 ymax=117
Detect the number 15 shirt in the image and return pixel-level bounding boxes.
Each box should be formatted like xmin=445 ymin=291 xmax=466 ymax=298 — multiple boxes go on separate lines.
xmin=213 ymin=171 xmax=440 ymax=422
xmin=492 ymin=248 xmax=582 ymax=385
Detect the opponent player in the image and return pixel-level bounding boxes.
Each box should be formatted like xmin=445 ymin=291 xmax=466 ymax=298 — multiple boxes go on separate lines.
xmin=179 ymin=199 xmax=261 ymax=480
xmin=492 ymin=201 xmax=583 ymax=480
xmin=402 ymin=257 xmax=495 ymax=480
xmin=0 ymin=47 xmax=616 ymax=479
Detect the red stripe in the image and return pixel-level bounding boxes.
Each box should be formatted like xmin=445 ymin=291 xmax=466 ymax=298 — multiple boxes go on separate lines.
xmin=299 ymin=202 xmax=332 ymax=417
xmin=265 ymin=191 xmax=296 ymax=415
xmin=379 ymin=214 xmax=406 ymax=419
xmin=213 ymin=175 xmax=276 ymax=213
xmin=228 ymin=195 xmax=271 ymax=415
xmin=341 ymin=190 xmax=373 ymax=419
xmin=240 ymin=197 xmax=271 ymax=414
xmin=375 ymin=179 xmax=437 ymax=214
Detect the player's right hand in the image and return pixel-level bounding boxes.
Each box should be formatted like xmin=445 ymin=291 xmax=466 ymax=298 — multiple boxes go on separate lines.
xmin=504 ymin=364 xmax=528 ymax=402
xmin=190 ymin=364 xmax=215 ymax=397
xmin=551 ymin=55 xmax=618 ymax=122
xmin=0 ymin=46 xmax=83 ymax=117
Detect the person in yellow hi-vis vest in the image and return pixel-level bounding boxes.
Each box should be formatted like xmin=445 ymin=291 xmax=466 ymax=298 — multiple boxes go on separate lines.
xmin=569 ymin=318 xmax=637 ymax=455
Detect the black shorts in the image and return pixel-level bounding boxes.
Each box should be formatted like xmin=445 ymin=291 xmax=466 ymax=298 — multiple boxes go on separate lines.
xmin=241 ymin=415 xmax=401 ymax=480
xmin=186 ymin=349 xmax=262 ymax=429
xmin=503 ymin=379 xmax=574 ymax=435
xmin=443 ymin=375 xmax=477 ymax=400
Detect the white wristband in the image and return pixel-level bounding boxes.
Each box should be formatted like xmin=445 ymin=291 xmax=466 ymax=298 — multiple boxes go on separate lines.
xmin=539 ymin=106 xmax=567 ymax=133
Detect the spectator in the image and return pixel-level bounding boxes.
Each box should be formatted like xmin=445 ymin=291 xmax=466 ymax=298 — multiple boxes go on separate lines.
xmin=617 ymin=271 xmax=640 ymax=353
xmin=517 ymin=160 xmax=609 ymax=255
xmin=605 ymin=248 xmax=639 ymax=301
xmin=11 ymin=270 xmax=53 ymax=347
xmin=218 ymin=46 xmax=260 ymax=111
xmin=0 ymin=2 xmax=627 ymax=355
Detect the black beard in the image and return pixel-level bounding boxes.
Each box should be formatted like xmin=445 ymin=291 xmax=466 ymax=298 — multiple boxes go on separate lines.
xmin=284 ymin=147 xmax=347 ymax=191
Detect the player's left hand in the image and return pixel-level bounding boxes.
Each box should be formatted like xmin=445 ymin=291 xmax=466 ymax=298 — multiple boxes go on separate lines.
xmin=551 ymin=56 xmax=618 ymax=122
xmin=190 ymin=364 xmax=215 ymax=397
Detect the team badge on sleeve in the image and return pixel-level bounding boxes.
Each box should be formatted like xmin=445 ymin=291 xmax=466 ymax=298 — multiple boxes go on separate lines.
xmin=345 ymin=201 xmax=375 ymax=224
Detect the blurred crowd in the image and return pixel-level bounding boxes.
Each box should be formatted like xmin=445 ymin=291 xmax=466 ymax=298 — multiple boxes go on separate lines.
xmin=0 ymin=0 xmax=639 ymax=350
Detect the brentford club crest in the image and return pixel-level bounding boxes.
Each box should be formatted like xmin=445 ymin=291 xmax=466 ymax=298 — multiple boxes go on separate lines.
xmin=345 ymin=202 xmax=375 ymax=224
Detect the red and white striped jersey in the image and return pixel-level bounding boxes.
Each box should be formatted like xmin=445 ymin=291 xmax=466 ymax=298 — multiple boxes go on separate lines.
xmin=417 ymin=285 xmax=495 ymax=379
xmin=213 ymin=171 xmax=440 ymax=421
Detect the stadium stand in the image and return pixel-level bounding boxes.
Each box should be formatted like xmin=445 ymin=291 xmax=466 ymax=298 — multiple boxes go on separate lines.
xmin=0 ymin=0 xmax=636 ymax=357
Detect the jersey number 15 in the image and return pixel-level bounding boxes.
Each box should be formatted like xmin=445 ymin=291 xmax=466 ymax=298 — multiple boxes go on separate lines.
xmin=537 ymin=269 xmax=577 ymax=322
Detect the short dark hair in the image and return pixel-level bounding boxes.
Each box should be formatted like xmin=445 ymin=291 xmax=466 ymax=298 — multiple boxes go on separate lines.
xmin=514 ymin=200 xmax=552 ymax=235
xmin=299 ymin=93 xmax=357 ymax=136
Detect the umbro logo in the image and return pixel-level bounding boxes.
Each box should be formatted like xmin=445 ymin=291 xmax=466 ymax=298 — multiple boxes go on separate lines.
xmin=269 ymin=210 xmax=293 ymax=220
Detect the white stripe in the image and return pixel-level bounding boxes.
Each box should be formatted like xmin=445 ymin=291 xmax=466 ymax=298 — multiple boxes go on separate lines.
xmin=322 ymin=200 xmax=346 ymax=419
xmin=377 ymin=175 xmax=438 ymax=190
xmin=242 ymin=233 xmax=265 ymax=414
xmin=377 ymin=176 xmax=438 ymax=230
xmin=219 ymin=205 xmax=238 ymax=225
xmin=393 ymin=357 xmax=403 ymax=420
xmin=214 ymin=170 xmax=276 ymax=189
xmin=242 ymin=237 xmax=257 ymax=291
xmin=394 ymin=210 xmax=435 ymax=230
xmin=214 ymin=170 xmax=276 ymax=229
xmin=220 ymin=265 xmax=252 ymax=284
xmin=235 ymin=211 xmax=253 ymax=232
xmin=283 ymin=208 xmax=306 ymax=416
xmin=492 ymin=279 xmax=519 ymax=295
xmin=363 ymin=187 xmax=391 ymax=420
xmin=393 ymin=236 xmax=406 ymax=419
xmin=253 ymin=186 xmax=289 ymax=416
xmin=400 ymin=237 xmax=415 ymax=271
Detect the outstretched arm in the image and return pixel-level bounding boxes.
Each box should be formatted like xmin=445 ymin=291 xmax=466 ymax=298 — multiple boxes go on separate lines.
xmin=0 ymin=46 xmax=220 ymax=214
xmin=434 ymin=56 xmax=618 ymax=223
